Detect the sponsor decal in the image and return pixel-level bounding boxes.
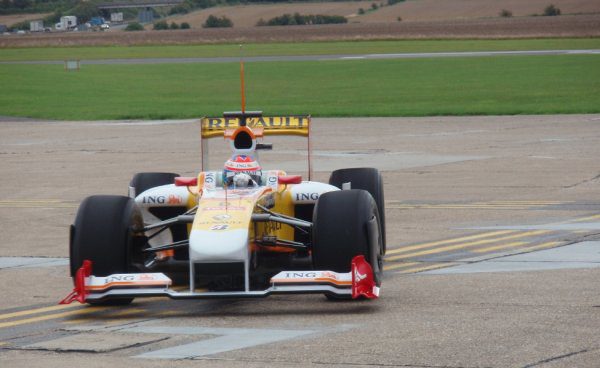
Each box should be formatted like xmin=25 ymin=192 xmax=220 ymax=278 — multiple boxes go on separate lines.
xmin=142 ymin=195 xmax=183 ymax=205
xmin=203 ymin=206 xmax=246 ymax=211
xmin=225 ymin=161 xmax=260 ymax=170
xmin=354 ymin=268 xmax=367 ymax=281
xmin=196 ymin=218 xmax=242 ymax=226
xmin=212 ymin=214 xmax=232 ymax=221
xmin=142 ymin=196 xmax=164 ymax=204
xmin=203 ymin=116 xmax=308 ymax=130
xmin=210 ymin=224 xmax=229 ymax=231
xmin=262 ymin=221 xmax=282 ymax=235
xmin=282 ymin=272 xmax=318 ymax=279
xmin=267 ymin=175 xmax=278 ymax=186
xmin=321 ymin=271 xmax=338 ymax=280
xmin=201 ymin=116 xmax=310 ymax=139
xmin=167 ymin=194 xmax=183 ymax=205
xmin=295 ymin=193 xmax=320 ymax=202
xmin=139 ymin=274 xmax=156 ymax=281
xmin=104 ymin=275 xmax=136 ymax=283
xmin=204 ymin=172 xmax=217 ymax=190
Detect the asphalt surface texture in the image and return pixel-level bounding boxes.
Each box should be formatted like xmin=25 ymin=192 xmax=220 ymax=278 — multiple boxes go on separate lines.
xmin=1 ymin=114 xmax=600 ymax=367
xmin=1 ymin=49 xmax=599 ymax=65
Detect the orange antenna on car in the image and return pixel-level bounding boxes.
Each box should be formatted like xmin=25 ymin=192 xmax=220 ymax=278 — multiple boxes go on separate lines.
xmin=240 ymin=44 xmax=246 ymax=118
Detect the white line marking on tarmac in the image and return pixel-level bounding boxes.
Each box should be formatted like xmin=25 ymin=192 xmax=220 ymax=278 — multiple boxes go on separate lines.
xmin=423 ymin=241 xmax=600 ymax=275
xmin=66 ymin=322 xmax=353 ymax=359
xmin=0 ymin=257 xmax=68 ymax=269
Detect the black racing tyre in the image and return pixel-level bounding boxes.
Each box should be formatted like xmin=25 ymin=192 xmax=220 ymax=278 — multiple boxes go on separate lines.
xmin=70 ymin=195 xmax=144 ymax=305
xmin=329 ymin=168 xmax=386 ymax=254
xmin=129 ymin=172 xmax=180 ymax=198
xmin=312 ymin=190 xmax=383 ymax=292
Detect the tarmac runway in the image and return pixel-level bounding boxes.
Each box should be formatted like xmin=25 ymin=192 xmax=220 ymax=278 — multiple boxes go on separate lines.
xmin=1 ymin=114 xmax=600 ymax=367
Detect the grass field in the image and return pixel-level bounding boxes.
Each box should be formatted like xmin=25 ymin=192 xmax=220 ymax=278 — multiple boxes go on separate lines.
xmin=0 ymin=54 xmax=598 ymax=120
xmin=1 ymin=38 xmax=599 ymax=62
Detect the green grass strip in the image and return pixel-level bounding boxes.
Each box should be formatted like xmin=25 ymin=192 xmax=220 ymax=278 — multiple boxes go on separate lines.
xmin=0 ymin=55 xmax=598 ymax=120
xmin=1 ymin=38 xmax=599 ymax=62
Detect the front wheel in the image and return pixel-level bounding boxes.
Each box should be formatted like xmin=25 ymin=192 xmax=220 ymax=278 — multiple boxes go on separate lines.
xmin=312 ymin=190 xmax=383 ymax=299
xmin=329 ymin=168 xmax=386 ymax=253
xmin=70 ymin=195 xmax=144 ymax=305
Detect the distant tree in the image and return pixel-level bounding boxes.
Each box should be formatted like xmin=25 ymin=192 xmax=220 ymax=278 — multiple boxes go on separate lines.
xmin=169 ymin=4 xmax=191 ymax=15
xmin=153 ymin=20 xmax=169 ymax=30
xmin=170 ymin=21 xmax=179 ymax=29
xmin=371 ymin=3 xmax=378 ymax=10
xmin=263 ymin=13 xmax=347 ymax=26
xmin=125 ymin=22 xmax=144 ymax=31
xmin=180 ymin=22 xmax=190 ymax=29
xmin=71 ymin=2 xmax=101 ymax=23
xmin=0 ymin=0 xmax=11 ymax=10
xmin=203 ymin=15 xmax=233 ymax=28
xmin=543 ymin=4 xmax=561 ymax=16
xmin=12 ymin=0 xmax=31 ymax=9
xmin=387 ymin=0 xmax=405 ymax=4
xmin=397 ymin=16 xmax=402 ymax=21
xmin=358 ymin=8 xmax=365 ymax=15
xmin=256 ymin=18 xmax=266 ymax=26
xmin=499 ymin=9 xmax=512 ymax=17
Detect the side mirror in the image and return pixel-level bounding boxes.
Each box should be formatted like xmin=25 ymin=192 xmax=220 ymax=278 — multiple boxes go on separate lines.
xmin=278 ymin=175 xmax=302 ymax=185
xmin=175 ymin=177 xmax=198 ymax=187
xmin=256 ymin=143 xmax=273 ymax=150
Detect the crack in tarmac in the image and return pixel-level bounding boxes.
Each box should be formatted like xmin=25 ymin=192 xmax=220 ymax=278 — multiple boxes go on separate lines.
xmin=564 ymin=173 xmax=600 ymax=189
xmin=521 ymin=347 xmax=596 ymax=367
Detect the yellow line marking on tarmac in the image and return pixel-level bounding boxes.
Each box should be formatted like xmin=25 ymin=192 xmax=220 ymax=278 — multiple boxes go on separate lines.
xmin=473 ymin=241 xmax=528 ymax=253
xmin=0 ymin=341 xmax=7 ymax=346
xmin=479 ymin=201 xmax=567 ymax=204
xmin=386 ymin=230 xmax=516 ymax=255
xmin=62 ymin=308 xmax=147 ymax=325
xmin=0 ymin=307 xmax=104 ymax=330
xmin=0 ymin=200 xmax=78 ymax=208
xmin=111 ymin=308 xmax=147 ymax=316
xmin=0 ymin=303 xmax=81 ymax=321
xmin=571 ymin=214 xmax=600 ymax=222
xmin=0 ymin=200 xmax=64 ymax=203
xmin=383 ymin=262 xmax=419 ymax=271
xmin=62 ymin=318 xmax=94 ymax=325
xmin=159 ymin=310 xmax=182 ymax=317
xmin=386 ymin=230 xmax=550 ymax=261
xmin=388 ymin=206 xmax=531 ymax=210
xmin=398 ymin=263 xmax=458 ymax=274
xmin=519 ymin=241 xmax=562 ymax=252
xmin=386 ymin=200 xmax=568 ymax=210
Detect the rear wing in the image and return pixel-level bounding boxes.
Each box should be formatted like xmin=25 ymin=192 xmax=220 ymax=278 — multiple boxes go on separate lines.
xmin=200 ymin=115 xmax=310 ymax=138
xmin=200 ymin=114 xmax=313 ymax=180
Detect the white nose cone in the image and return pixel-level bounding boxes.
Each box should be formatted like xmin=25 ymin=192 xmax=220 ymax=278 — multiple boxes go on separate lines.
xmin=189 ymin=229 xmax=249 ymax=263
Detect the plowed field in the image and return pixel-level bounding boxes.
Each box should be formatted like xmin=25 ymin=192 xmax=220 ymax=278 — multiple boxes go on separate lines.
xmin=170 ymin=0 xmax=600 ymax=28
xmin=1 ymin=14 xmax=599 ymax=47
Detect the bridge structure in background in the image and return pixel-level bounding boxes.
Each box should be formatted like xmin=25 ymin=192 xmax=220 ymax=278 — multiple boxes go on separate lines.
xmin=97 ymin=0 xmax=184 ymax=9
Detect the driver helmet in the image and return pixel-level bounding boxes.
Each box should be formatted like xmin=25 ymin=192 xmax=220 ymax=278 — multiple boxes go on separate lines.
xmin=223 ymin=154 xmax=262 ymax=187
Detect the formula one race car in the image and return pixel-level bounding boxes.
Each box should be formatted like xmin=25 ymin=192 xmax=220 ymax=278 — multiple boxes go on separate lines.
xmin=61 ymin=111 xmax=385 ymax=305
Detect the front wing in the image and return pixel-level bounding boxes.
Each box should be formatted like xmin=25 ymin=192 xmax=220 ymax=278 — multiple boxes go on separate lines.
xmin=60 ymin=256 xmax=379 ymax=304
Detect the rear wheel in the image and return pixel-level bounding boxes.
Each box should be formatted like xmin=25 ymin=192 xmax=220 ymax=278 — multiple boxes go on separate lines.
xmin=70 ymin=195 xmax=144 ymax=305
xmin=129 ymin=172 xmax=180 ymax=198
xmin=329 ymin=168 xmax=386 ymax=253
xmin=312 ymin=190 xmax=383 ymax=299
